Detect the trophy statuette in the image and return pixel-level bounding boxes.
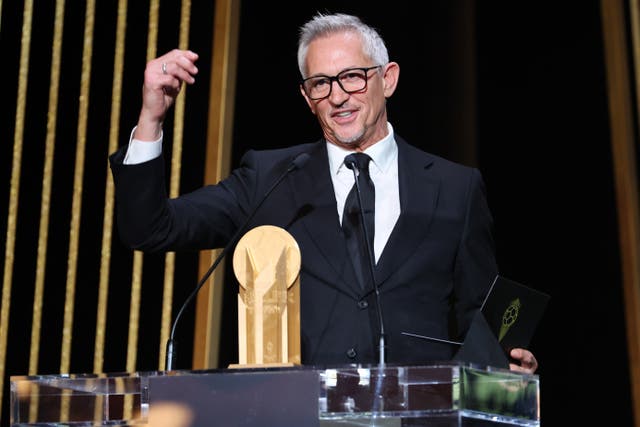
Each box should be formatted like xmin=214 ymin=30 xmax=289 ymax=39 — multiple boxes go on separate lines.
xmin=231 ymin=225 xmax=301 ymax=367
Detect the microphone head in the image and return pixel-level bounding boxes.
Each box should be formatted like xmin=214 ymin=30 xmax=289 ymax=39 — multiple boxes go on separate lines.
xmin=291 ymin=152 xmax=311 ymax=170
xmin=343 ymin=153 xmax=358 ymax=171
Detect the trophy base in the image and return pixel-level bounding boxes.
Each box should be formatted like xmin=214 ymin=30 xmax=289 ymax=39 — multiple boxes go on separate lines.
xmin=228 ymin=362 xmax=298 ymax=369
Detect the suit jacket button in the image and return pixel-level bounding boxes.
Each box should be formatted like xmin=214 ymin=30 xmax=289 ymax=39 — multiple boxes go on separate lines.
xmin=346 ymin=348 xmax=357 ymax=359
xmin=357 ymin=300 xmax=368 ymax=309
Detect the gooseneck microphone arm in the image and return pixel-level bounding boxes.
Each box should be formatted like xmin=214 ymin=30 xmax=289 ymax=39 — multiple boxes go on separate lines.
xmin=345 ymin=159 xmax=386 ymax=366
xmin=165 ymin=152 xmax=311 ymax=371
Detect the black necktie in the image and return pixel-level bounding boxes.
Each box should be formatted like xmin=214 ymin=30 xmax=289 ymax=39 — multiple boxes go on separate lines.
xmin=342 ymin=153 xmax=375 ymax=289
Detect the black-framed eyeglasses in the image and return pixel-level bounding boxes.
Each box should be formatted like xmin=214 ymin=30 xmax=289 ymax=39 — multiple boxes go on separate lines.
xmin=301 ymin=65 xmax=382 ymax=100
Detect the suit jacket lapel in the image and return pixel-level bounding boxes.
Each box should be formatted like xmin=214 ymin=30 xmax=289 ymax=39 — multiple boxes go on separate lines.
xmin=374 ymin=139 xmax=439 ymax=288
xmin=287 ymin=142 xmax=361 ymax=296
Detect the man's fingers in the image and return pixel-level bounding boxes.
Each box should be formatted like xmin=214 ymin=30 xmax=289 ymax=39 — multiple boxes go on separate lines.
xmin=137 ymin=49 xmax=199 ymax=136
xmin=155 ymin=50 xmax=199 ymax=84
xmin=509 ymin=348 xmax=538 ymax=374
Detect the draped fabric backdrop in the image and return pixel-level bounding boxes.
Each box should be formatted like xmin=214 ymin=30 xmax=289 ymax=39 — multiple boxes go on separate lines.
xmin=0 ymin=1 xmax=638 ymax=426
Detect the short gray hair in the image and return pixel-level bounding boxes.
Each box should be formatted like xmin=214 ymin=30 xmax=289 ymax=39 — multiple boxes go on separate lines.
xmin=297 ymin=13 xmax=389 ymax=78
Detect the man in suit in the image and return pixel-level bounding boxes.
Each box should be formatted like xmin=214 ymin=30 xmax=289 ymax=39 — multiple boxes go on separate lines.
xmin=110 ymin=13 xmax=538 ymax=372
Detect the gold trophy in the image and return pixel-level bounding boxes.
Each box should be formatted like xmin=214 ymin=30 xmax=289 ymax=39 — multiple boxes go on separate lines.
xmin=231 ymin=225 xmax=301 ymax=367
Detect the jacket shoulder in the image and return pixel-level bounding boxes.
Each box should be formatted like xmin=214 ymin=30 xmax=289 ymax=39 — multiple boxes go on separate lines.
xmin=396 ymin=134 xmax=478 ymax=177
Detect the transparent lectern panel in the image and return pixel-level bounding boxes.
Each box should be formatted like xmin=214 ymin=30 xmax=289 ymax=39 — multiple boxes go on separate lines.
xmin=318 ymin=363 xmax=540 ymax=427
xmin=10 ymin=362 xmax=540 ymax=427
xmin=10 ymin=372 xmax=147 ymax=426
xmin=459 ymin=365 xmax=540 ymax=424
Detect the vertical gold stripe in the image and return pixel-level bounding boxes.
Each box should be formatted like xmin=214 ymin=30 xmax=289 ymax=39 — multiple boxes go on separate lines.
xmin=169 ymin=0 xmax=192 ymax=199
xmin=123 ymin=392 xmax=134 ymax=422
xmin=147 ymin=0 xmax=165 ymax=370
xmin=146 ymin=0 xmax=160 ymax=62
xmin=625 ymin=1 xmax=640 ymax=424
xmin=95 ymin=0 xmax=128 ymax=375
xmin=95 ymin=1 xmax=128 ymax=420
xmin=125 ymin=250 xmax=144 ymax=373
xmin=60 ymin=0 xmax=95 ymax=375
xmin=0 ymin=0 xmax=33 ymax=416
xmin=622 ymin=1 xmax=640 ymax=424
xmin=177 ymin=1 xmax=191 ymax=53
xmin=59 ymin=1 xmax=95 ymax=422
xmin=27 ymin=0 xmax=65 ymax=422
xmin=158 ymin=0 xmax=191 ymax=371
xmin=125 ymin=0 xmax=161 ymax=374
xmin=159 ymin=251 xmax=175 ymax=370
xmin=30 ymin=0 xmax=65 ymax=377
xmin=193 ymin=0 xmax=240 ymax=369
xmin=601 ymin=1 xmax=640 ymax=426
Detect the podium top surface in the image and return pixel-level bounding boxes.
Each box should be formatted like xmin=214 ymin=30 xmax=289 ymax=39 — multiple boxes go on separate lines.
xmin=10 ymin=362 xmax=540 ymax=427
xmin=10 ymin=360 xmax=531 ymax=381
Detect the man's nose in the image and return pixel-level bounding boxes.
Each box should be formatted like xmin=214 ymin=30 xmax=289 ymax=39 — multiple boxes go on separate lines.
xmin=328 ymin=80 xmax=350 ymax=103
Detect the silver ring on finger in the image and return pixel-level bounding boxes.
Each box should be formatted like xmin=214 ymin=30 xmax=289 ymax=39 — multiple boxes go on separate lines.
xmin=162 ymin=62 xmax=167 ymax=75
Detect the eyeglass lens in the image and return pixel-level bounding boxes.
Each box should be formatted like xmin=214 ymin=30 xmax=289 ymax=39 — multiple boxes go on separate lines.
xmin=303 ymin=67 xmax=377 ymax=100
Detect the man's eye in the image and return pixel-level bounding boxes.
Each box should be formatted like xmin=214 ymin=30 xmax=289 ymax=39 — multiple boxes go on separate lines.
xmin=340 ymin=71 xmax=364 ymax=81
xmin=313 ymin=78 xmax=330 ymax=88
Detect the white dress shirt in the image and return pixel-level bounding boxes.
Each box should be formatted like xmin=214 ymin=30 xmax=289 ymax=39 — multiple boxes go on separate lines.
xmin=326 ymin=122 xmax=400 ymax=263
xmin=122 ymin=127 xmax=162 ymax=164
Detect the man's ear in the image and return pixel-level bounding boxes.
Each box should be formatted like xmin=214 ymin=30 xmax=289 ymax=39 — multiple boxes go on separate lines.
xmin=382 ymin=62 xmax=400 ymax=97
xmin=300 ymin=85 xmax=317 ymax=114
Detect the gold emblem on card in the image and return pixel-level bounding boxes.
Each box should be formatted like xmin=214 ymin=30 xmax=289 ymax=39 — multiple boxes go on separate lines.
xmin=499 ymin=298 xmax=521 ymax=341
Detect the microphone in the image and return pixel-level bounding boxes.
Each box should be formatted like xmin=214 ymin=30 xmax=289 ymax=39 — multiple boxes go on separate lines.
xmin=165 ymin=152 xmax=311 ymax=371
xmin=344 ymin=157 xmax=386 ymax=366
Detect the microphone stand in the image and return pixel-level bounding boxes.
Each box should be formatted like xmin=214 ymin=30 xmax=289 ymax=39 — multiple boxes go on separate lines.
xmin=346 ymin=161 xmax=386 ymax=366
xmin=346 ymin=159 xmax=387 ymax=415
xmin=165 ymin=153 xmax=310 ymax=371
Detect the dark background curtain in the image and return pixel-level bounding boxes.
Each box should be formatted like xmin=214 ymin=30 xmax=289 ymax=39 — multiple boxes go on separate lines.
xmin=225 ymin=1 xmax=633 ymax=425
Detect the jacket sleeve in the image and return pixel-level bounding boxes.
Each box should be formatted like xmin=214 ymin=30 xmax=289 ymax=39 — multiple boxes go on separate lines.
xmin=451 ymin=167 xmax=498 ymax=339
xmin=108 ymin=146 xmax=257 ymax=253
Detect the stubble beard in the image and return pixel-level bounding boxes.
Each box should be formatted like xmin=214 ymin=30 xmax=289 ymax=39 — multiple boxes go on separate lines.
xmin=334 ymin=127 xmax=366 ymax=148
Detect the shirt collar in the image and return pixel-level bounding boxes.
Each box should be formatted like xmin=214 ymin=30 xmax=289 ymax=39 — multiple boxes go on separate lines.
xmin=327 ymin=122 xmax=397 ymax=176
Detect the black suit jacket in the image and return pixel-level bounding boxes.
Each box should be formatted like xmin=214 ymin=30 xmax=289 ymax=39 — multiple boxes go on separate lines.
xmin=109 ymin=135 xmax=498 ymax=366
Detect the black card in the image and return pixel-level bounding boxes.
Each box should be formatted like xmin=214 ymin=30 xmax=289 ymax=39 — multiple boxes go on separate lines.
xmin=480 ymin=275 xmax=550 ymax=354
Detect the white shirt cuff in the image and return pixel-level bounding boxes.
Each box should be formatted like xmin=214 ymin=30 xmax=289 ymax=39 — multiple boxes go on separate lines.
xmin=123 ymin=126 xmax=163 ymax=165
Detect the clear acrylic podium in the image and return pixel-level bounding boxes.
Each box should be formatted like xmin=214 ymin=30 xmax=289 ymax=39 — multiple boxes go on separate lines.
xmin=10 ymin=361 xmax=540 ymax=426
